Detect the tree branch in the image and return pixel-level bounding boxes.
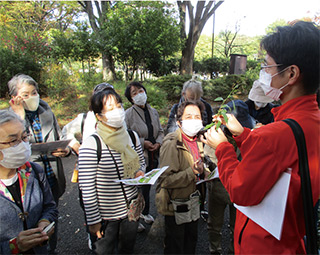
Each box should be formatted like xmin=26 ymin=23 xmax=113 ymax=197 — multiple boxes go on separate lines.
xmin=177 ymin=1 xmax=187 ymax=40
xmin=94 ymin=1 xmax=101 ymax=19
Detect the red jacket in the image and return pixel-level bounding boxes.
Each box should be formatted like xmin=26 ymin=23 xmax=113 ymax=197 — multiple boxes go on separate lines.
xmin=216 ymin=95 xmax=320 ymax=254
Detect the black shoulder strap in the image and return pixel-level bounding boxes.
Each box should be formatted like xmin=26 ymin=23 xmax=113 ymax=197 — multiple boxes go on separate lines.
xmin=127 ymin=129 xmax=136 ymax=149
xmin=107 ymin=144 xmax=130 ymax=208
xmin=92 ymin=134 xmax=102 ymax=164
xmin=81 ymin=112 xmax=87 ymax=136
xmin=282 ymin=118 xmax=317 ymax=254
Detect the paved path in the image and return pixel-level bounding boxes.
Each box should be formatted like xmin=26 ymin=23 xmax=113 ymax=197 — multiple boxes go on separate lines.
xmin=55 ymin=155 xmax=231 ymax=254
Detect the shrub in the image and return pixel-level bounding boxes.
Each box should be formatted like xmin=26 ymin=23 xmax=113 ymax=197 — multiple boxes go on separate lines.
xmin=0 ymin=48 xmax=41 ymax=97
xmin=41 ymin=64 xmax=78 ymax=100
xmin=194 ymin=57 xmax=229 ymax=77
xmin=204 ymin=74 xmax=255 ymax=102
xmin=145 ymin=74 xmax=192 ymax=101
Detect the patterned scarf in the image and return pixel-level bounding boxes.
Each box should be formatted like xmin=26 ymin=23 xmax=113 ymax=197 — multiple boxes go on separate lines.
xmin=0 ymin=162 xmax=32 ymax=204
xmin=96 ymin=122 xmax=140 ymax=179
xmin=26 ymin=111 xmax=56 ymax=187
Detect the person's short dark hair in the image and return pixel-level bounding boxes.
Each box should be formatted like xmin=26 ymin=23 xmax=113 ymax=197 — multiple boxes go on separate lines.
xmin=124 ymin=81 xmax=147 ymax=104
xmin=176 ymin=101 xmax=204 ymax=123
xmin=260 ymin=21 xmax=320 ymax=94
xmin=90 ymin=88 xmax=122 ymax=115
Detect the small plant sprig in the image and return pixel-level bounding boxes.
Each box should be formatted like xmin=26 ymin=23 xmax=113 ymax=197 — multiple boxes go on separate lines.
xmin=203 ymin=85 xmax=239 ymax=132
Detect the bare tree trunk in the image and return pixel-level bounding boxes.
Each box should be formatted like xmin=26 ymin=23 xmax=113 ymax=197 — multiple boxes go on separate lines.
xmin=78 ymin=0 xmax=117 ymax=80
xmin=177 ymin=0 xmax=224 ymax=75
xmin=180 ymin=43 xmax=195 ymax=75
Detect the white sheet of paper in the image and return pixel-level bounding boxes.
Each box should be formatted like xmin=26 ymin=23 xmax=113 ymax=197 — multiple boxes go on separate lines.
xmin=196 ymin=166 xmax=219 ymax=185
xmin=114 ymin=166 xmax=169 ymax=186
xmin=234 ymin=169 xmax=291 ymax=240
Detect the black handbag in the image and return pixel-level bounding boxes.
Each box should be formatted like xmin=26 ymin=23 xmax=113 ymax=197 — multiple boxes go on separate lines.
xmin=282 ymin=119 xmax=317 ymax=254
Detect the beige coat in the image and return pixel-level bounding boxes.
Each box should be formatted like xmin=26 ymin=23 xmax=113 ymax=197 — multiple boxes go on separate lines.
xmin=156 ymin=129 xmax=205 ymax=216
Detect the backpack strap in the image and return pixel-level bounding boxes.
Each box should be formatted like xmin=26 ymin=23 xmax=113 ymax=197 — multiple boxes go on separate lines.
xmin=282 ymin=118 xmax=317 ymax=254
xmin=91 ymin=134 xmax=102 ymax=164
xmin=127 ymin=129 xmax=136 ymax=149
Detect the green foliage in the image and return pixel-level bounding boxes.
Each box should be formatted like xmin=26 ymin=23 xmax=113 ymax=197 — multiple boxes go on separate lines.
xmin=195 ymin=34 xmax=261 ymax=61
xmin=193 ymin=57 xmax=229 ymax=76
xmin=50 ymin=29 xmax=74 ymax=63
xmin=265 ymin=19 xmax=288 ymax=34
xmin=51 ymin=23 xmax=100 ymax=72
xmin=101 ymin=1 xmax=181 ymax=79
xmin=142 ymin=82 xmax=168 ymax=113
xmin=212 ymin=86 xmax=239 ymax=131
xmin=71 ymin=23 xmax=99 ymax=70
xmin=1 ymin=33 xmax=52 ymax=65
xmin=145 ymin=74 xmax=192 ymax=101
xmin=0 ymin=47 xmax=41 ymax=97
xmin=79 ymin=72 xmax=104 ymax=94
xmin=41 ymin=64 xmax=78 ymax=100
xmin=204 ymin=74 xmax=255 ymax=101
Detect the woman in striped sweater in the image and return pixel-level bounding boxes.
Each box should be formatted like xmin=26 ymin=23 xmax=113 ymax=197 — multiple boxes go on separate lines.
xmin=78 ymin=87 xmax=146 ymax=254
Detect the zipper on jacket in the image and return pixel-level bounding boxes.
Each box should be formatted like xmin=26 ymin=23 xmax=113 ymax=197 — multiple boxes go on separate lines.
xmin=238 ymin=217 xmax=249 ymax=245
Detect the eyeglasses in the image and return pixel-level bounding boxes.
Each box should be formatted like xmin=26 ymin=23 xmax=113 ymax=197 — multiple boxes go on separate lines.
xmin=0 ymin=132 xmax=31 ymax=147
xmin=260 ymin=63 xmax=283 ymax=69
xmin=93 ymin=83 xmax=114 ymax=94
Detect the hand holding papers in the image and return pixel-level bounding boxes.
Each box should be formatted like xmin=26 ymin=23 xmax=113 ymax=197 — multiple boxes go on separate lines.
xmin=31 ymin=139 xmax=72 ymax=155
xmin=196 ymin=167 xmax=219 ymax=185
xmin=115 ymin=166 xmax=169 ymax=186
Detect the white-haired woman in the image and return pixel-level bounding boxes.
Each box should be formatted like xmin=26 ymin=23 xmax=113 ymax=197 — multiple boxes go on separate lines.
xmin=0 ymin=110 xmax=57 ymax=254
xmin=8 ymin=74 xmax=70 ymax=253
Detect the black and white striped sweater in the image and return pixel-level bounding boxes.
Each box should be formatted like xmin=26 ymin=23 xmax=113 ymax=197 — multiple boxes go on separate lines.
xmin=78 ymin=131 xmax=146 ymax=225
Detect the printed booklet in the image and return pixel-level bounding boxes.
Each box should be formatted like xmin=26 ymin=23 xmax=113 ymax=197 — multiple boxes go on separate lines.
xmin=114 ymin=166 xmax=169 ymax=185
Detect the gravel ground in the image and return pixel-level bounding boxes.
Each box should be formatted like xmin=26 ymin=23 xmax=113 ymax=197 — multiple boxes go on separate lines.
xmin=56 ymin=155 xmax=231 ymax=255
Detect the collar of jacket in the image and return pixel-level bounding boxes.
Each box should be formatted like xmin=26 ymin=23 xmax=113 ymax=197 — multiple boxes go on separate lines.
xmin=175 ymin=129 xmax=204 ymax=157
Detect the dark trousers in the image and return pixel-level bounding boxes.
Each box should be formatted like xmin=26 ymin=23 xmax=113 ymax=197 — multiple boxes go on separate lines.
xmin=207 ymin=179 xmax=236 ymax=254
xmin=164 ymin=215 xmax=198 ymax=254
xmin=141 ymin=165 xmax=153 ymax=215
xmin=141 ymin=184 xmax=151 ymax=215
xmin=94 ymin=218 xmax=138 ymax=255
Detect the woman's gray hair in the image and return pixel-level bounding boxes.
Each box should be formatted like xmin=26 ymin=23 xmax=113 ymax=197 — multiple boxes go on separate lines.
xmin=0 ymin=110 xmax=25 ymax=127
xmin=8 ymin=74 xmax=38 ymax=96
xmin=181 ymin=78 xmax=203 ymax=100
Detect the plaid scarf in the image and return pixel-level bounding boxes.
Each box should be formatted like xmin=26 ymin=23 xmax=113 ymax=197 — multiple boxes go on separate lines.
xmin=26 ymin=112 xmax=56 ymax=187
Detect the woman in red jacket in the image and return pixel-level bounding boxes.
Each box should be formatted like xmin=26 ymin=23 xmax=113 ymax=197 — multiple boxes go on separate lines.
xmin=201 ymin=21 xmax=320 ymax=254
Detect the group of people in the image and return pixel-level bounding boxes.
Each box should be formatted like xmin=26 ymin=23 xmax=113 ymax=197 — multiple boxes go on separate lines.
xmin=0 ymin=21 xmax=319 ymax=255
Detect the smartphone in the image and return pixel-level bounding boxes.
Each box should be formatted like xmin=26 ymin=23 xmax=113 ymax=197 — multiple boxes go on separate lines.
xmin=43 ymin=221 xmax=55 ymax=234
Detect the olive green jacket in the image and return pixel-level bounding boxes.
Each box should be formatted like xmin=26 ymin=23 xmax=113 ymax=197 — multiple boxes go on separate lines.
xmin=156 ymin=129 xmax=205 ymax=216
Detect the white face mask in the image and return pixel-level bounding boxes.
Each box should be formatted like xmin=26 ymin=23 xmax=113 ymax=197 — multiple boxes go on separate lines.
xmin=259 ymin=68 xmax=290 ymax=101
xmin=132 ymin=92 xmax=147 ymax=106
xmin=248 ymin=80 xmax=274 ymax=103
xmin=181 ymin=119 xmax=203 ymax=137
xmin=254 ymin=101 xmax=268 ymax=109
xmin=0 ymin=141 xmax=31 ymax=169
xmin=23 ymin=94 xmax=40 ymax=111
xmin=104 ymin=107 xmax=125 ymax=128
